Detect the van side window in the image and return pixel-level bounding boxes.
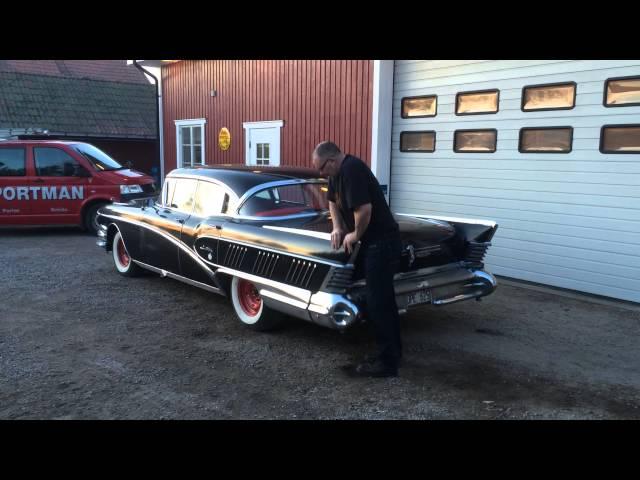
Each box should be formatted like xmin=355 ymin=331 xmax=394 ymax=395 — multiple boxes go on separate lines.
xmin=193 ymin=181 xmax=227 ymax=217
xmin=34 ymin=147 xmax=86 ymax=177
xmin=170 ymin=179 xmax=197 ymax=213
xmin=0 ymin=148 xmax=26 ymax=176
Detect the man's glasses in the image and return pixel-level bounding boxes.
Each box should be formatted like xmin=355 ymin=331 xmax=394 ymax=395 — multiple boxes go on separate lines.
xmin=319 ymin=157 xmax=332 ymax=173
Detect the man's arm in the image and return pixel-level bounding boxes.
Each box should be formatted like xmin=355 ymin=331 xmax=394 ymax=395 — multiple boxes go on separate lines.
xmin=342 ymin=203 xmax=372 ymax=254
xmin=329 ymin=201 xmax=347 ymax=249
xmin=329 ymin=201 xmax=346 ymax=230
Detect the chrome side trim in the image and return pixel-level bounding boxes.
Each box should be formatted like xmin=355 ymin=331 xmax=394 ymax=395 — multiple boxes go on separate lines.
xmin=132 ymin=259 xmax=225 ymax=296
xmin=397 ymin=213 xmax=497 ymax=229
xmin=199 ymin=234 xmax=349 ymax=268
xmin=258 ymin=289 xmax=309 ymax=310
xmin=236 ymin=212 xmax=320 ymax=221
xmin=216 ymin=266 xmax=311 ymax=303
xmin=261 ymin=226 xmax=332 ymax=241
xmin=260 ymin=294 xmax=313 ymax=323
xmin=100 ymin=213 xmax=218 ymax=282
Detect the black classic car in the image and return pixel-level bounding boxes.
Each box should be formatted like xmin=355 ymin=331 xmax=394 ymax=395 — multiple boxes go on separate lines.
xmin=96 ymin=165 xmax=498 ymax=331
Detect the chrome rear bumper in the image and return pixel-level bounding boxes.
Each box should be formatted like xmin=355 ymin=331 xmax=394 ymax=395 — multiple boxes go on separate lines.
xmin=392 ymin=267 xmax=497 ymax=313
xmin=261 ymin=264 xmax=497 ymax=331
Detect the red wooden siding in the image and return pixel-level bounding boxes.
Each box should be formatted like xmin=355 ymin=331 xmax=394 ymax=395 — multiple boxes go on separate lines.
xmin=161 ymin=60 xmax=373 ymax=173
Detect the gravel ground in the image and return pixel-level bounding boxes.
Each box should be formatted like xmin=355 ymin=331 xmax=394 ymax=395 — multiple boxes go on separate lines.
xmin=1 ymin=228 xmax=639 ymax=419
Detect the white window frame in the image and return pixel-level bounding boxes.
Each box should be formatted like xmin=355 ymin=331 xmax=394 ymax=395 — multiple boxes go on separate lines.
xmin=242 ymin=120 xmax=284 ymax=166
xmin=175 ymin=118 xmax=207 ymax=168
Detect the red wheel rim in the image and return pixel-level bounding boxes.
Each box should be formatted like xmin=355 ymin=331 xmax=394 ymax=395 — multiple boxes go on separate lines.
xmin=117 ymin=238 xmax=130 ymax=267
xmin=238 ymin=279 xmax=262 ymax=317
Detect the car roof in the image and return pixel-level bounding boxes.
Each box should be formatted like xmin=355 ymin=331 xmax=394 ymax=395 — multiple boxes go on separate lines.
xmin=167 ymin=164 xmax=326 ymax=198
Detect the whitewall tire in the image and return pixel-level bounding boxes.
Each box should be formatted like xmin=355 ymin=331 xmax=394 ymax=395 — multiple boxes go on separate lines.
xmin=112 ymin=230 xmax=142 ymax=277
xmin=230 ymin=276 xmax=285 ymax=331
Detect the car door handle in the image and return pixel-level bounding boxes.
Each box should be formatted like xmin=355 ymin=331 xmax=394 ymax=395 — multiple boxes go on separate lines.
xmin=33 ymin=178 xmax=45 ymax=183
xmin=215 ymin=225 xmax=223 ymax=230
xmin=178 ymin=219 xmax=185 ymax=224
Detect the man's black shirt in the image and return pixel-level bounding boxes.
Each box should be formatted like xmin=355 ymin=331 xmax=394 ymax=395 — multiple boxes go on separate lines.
xmin=327 ymin=154 xmax=399 ymax=245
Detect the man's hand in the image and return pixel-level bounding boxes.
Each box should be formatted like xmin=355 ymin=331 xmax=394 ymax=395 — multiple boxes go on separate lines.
xmin=331 ymin=228 xmax=345 ymax=250
xmin=342 ymin=231 xmax=358 ymax=255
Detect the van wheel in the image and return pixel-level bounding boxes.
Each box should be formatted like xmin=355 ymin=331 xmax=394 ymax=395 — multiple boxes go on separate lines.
xmin=230 ymin=276 xmax=285 ymax=331
xmin=112 ymin=230 xmax=143 ymax=277
xmin=84 ymin=202 xmax=108 ymax=235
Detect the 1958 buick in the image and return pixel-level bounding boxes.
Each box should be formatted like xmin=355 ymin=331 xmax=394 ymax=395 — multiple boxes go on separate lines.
xmin=96 ymin=165 xmax=498 ymax=331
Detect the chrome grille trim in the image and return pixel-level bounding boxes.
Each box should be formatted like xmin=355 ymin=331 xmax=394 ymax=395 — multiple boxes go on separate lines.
xmin=285 ymin=259 xmax=318 ymax=289
xmin=224 ymin=244 xmax=247 ymax=269
xmin=252 ymin=251 xmax=280 ymax=278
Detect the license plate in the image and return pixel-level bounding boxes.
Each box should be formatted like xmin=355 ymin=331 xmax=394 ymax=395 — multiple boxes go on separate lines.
xmin=407 ymin=289 xmax=431 ymax=307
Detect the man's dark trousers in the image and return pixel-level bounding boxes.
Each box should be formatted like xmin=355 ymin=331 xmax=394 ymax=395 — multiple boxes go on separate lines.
xmin=359 ymin=230 xmax=403 ymax=369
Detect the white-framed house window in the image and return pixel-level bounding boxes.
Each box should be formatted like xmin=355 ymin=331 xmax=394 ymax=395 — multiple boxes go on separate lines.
xmin=175 ymin=118 xmax=206 ymax=168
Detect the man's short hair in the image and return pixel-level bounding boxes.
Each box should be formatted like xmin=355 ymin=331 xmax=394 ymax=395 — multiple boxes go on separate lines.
xmin=314 ymin=141 xmax=341 ymax=159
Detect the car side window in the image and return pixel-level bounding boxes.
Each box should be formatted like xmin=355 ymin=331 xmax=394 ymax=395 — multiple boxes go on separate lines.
xmin=170 ymin=178 xmax=197 ymax=213
xmin=34 ymin=147 xmax=88 ymax=177
xmin=193 ymin=180 xmax=228 ymax=217
xmin=0 ymin=148 xmax=26 ymax=176
xmin=162 ymin=178 xmax=176 ymax=207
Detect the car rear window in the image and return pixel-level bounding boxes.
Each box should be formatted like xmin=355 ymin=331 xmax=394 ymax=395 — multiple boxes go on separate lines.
xmin=238 ymin=183 xmax=328 ymax=217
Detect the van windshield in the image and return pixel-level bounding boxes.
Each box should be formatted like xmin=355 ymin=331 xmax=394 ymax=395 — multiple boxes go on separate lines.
xmin=71 ymin=143 xmax=125 ymax=171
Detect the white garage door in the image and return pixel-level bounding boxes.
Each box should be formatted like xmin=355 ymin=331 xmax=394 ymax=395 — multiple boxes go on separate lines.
xmin=390 ymin=60 xmax=640 ymax=303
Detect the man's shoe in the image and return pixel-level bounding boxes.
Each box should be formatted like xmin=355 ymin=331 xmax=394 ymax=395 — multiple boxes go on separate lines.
xmin=349 ymin=358 xmax=398 ymax=378
xmin=362 ymin=353 xmax=380 ymax=364
xmin=361 ymin=353 xmax=403 ymax=367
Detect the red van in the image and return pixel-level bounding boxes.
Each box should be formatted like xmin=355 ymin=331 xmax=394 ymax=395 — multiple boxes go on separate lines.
xmin=0 ymin=140 xmax=157 ymax=233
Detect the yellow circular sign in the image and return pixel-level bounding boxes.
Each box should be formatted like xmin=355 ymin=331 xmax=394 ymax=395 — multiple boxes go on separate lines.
xmin=218 ymin=127 xmax=231 ymax=151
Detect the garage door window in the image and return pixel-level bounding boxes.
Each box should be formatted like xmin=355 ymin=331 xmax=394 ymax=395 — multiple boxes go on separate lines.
xmin=519 ymin=127 xmax=573 ymax=153
xmin=400 ymin=131 xmax=436 ymax=152
xmin=401 ymin=95 xmax=437 ymax=118
xmin=600 ymin=125 xmax=640 ymax=153
xmin=454 ymin=130 xmax=497 ymax=153
xmin=604 ymin=76 xmax=640 ymax=107
xmin=0 ymin=148 xmax=26 ymax=176
xmin=522 ymin=82 xmax=576 ymax=111
xmin=456 ymin=89 xmax=500 ymax=115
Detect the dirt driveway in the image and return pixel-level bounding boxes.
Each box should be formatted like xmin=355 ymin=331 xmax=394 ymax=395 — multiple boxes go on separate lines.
xmin=1 ymin=228 xmax=639 ymax=419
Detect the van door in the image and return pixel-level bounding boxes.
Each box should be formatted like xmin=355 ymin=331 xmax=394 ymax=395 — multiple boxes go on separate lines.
xmin=30 ymin=146 xmax=92 ymax=225
xmin=0 ymin=145 xmax=31 ymax=223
